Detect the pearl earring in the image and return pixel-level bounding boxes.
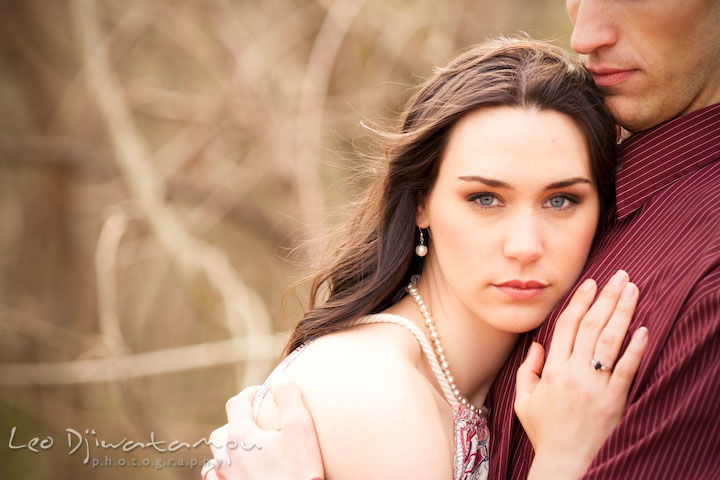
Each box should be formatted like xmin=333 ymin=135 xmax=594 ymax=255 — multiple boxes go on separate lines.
xmin=415 ymin=228 xmax=428 ymax=257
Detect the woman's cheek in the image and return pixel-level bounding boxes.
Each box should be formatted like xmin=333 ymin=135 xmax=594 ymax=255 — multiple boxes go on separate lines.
xmin=561 ymin=216 xmax=598 ymax=279
xmin=430 ymin=211 xmax=479 ymax=276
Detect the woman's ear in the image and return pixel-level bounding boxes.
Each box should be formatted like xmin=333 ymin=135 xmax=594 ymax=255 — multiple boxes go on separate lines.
xmin=416 ymin=194 xmax=430 ymax=229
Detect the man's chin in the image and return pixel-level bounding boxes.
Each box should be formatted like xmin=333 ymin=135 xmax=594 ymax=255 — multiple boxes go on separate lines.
xmin=606 ymin=96 xmax=659 ymax=133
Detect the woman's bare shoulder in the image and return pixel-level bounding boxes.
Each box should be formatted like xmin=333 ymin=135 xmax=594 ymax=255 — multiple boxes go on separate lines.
xmin=257 ymin=322 xmax=453 ymax=479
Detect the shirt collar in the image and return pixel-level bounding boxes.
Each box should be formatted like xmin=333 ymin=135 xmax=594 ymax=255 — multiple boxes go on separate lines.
xmin=615 ymin=102 xmax=720 ymax=221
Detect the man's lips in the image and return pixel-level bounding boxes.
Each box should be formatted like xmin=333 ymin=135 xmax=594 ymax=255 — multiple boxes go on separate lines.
xmin=493 ymin=280 xmax=548 ymax=300
xmin=587 ymin=67 xmax=636 ymax=88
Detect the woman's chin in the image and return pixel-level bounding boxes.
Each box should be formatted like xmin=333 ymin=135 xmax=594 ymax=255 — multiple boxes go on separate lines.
xmin=487 ymin=305 xmax=554 ymax=334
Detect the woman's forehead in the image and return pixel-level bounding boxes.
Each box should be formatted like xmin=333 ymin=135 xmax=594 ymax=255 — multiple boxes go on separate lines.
xmin=439 ymin=107 xmax=593 ymax=181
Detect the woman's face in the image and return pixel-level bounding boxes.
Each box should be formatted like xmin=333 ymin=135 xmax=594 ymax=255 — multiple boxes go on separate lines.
xmin=418 ymin=106 xmax=600 ymax=333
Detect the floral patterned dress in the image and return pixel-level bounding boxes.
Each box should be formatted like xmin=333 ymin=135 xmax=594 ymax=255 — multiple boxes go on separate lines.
xmin=252 ymin=313 xmax=490 ymax=480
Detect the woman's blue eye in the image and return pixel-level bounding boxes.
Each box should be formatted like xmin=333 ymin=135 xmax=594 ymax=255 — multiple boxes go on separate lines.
xmin=475 ymin=194 xmax=497 ymax=206
xmin=549 ymin=196 xmax=567 ymax=208
xmin=544 ymin=195 xmax=578 ymax=210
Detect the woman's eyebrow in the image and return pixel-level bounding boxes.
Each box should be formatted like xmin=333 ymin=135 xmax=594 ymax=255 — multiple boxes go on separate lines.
xmin=457 ymin=175 xmax=511 ymax=188
xmin=544 ymin=178 xmax=593 ymax=189
xmin=458 ymin=175 xmax=592 ymax=190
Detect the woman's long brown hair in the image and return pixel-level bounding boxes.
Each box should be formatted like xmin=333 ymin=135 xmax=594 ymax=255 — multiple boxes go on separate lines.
xmin=284 ymin=37 xmax=617 ymax=355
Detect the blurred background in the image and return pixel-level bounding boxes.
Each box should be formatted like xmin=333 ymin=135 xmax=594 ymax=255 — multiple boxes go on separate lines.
xmin=0 ymin=0 xmax=573 ymax=478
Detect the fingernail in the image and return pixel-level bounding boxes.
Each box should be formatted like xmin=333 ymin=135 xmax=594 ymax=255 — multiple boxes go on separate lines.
xmin=611 ymin=269 xmax=628 ymax=285
xmin=621 ymin=282 xmax=637 ymax=300
xmin=636 ymin=326 xmax=648 ymax=339
xmin=580 ymin=278 xmax=596 ymax=291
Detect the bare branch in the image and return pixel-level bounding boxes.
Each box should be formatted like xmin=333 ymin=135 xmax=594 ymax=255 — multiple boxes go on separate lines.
xmin=94 ymin=206 xmax=131 ymax=355
xmin=294 ymin=0 xmax=368 ymax=252
xmin=0 ymin=334 xmax=287 ymax=386
xmin=71 ymin=0 xmax=273 ymax=386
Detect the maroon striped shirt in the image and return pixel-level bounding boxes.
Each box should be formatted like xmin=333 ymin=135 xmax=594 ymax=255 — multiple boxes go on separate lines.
xmin=488 ymin=102 xmax=720 ymax=479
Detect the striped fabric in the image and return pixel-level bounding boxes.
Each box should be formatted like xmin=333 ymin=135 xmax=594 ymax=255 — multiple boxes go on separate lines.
xmin=488 ymin=102 xmax=720 ymax=479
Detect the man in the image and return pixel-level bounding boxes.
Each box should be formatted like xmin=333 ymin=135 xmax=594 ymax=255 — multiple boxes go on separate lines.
xmin=207 ymin=0 xmax=720 ymax=478
xmin=490 ymin=0 xmax=720 ymax=479
xmin=489 ymin=2 xmax=720 ymax=478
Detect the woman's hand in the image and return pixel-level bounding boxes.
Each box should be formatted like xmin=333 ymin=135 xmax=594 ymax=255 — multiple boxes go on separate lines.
xmin=204 ymin=378 xmax=324 ymax=480
xmin=514 ymin=270 xmax=649 ymax=480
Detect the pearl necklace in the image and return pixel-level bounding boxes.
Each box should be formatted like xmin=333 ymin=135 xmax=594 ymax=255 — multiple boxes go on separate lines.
xmin=406 ymin=281 xmax=488 ymax=416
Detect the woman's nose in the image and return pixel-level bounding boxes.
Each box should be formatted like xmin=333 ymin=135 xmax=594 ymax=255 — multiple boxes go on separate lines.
xmin=502 ymin=215 xmax=544 ymax=264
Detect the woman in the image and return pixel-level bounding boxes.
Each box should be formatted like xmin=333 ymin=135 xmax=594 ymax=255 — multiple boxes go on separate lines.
xmin=204 ymin=38 xmax=647 ymax=480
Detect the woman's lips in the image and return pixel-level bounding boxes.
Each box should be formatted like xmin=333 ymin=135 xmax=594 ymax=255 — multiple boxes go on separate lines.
xmin=494 ymin=280 xmax=548 ymax=300
xmin=588 ymin=68 xmax=636 ymax=88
